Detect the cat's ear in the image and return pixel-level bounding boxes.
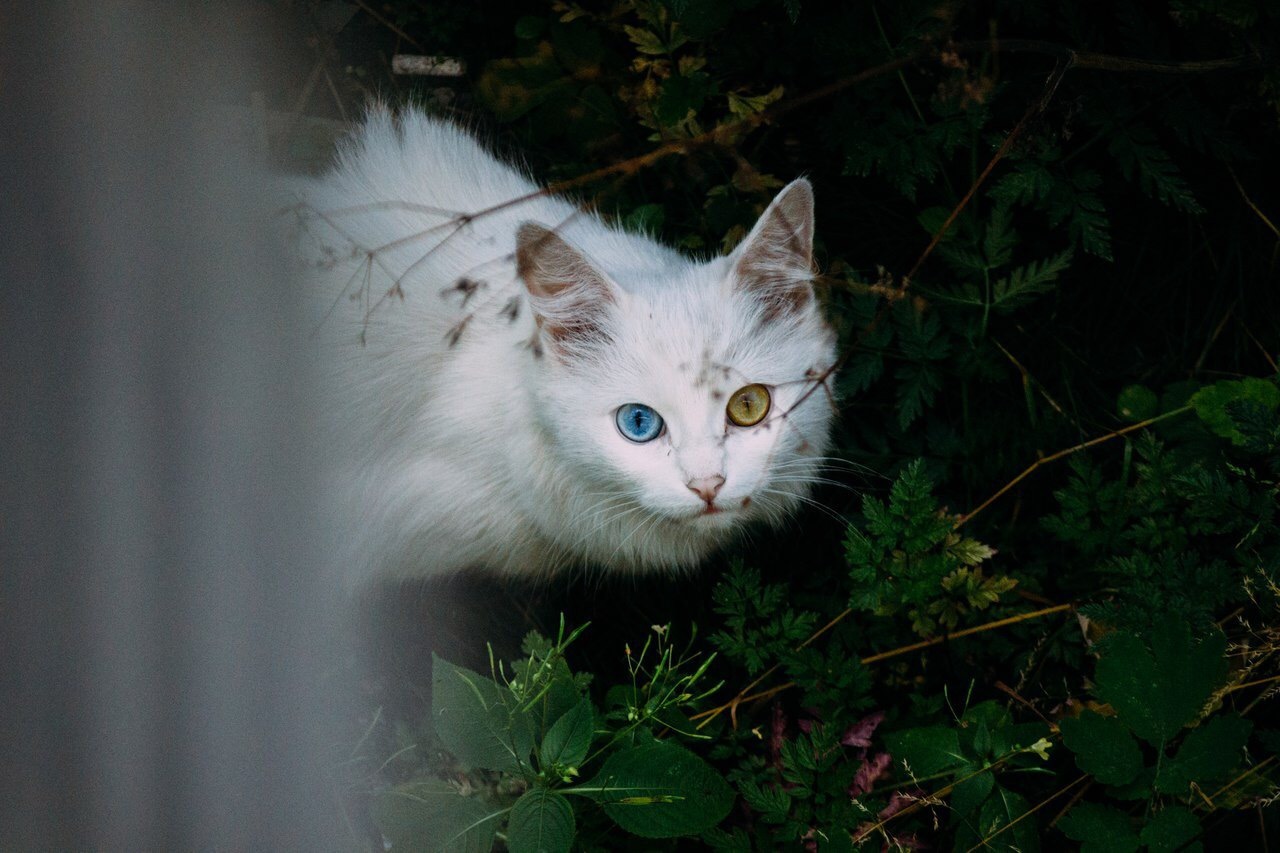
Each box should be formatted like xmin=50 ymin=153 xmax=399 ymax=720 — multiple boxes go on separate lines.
xmin=516 ymin=222 xmax=619 ymax=353
xmin=730 ymin=178 xmax=816 ymax=319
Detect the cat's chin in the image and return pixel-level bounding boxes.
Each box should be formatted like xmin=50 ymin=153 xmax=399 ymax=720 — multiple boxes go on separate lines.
xmin=679 ymin=505 xmax=745 ymax=528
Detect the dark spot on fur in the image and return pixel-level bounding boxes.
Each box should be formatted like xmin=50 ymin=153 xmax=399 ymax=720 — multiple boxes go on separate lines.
xmin=711 ymin=390 xmax=723 ymax=401
xmin=445 ymin=315 xmax=471 ymax=348
xmin=499 ymin=295 xmax=521 ymax=322
xmin=443 ymin=277 xmax=486 ymax=308
xmin=741 ymin=496 xmax=752 ymax=508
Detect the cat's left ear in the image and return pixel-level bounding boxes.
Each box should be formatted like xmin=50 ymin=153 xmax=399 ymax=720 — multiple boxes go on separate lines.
xmin=729 ymin=178 xmax=816 ymax=319
xmin=516 ymin=222 xmax=620 ymax=354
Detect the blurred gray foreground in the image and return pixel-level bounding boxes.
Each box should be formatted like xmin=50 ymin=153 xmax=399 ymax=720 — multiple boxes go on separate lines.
xmin=1 ymin=3 xmax=350 ymax=848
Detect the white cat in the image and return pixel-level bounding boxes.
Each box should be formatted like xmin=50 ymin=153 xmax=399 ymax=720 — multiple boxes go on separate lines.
xmin=292 ymin=108 xmax=837 ymax=585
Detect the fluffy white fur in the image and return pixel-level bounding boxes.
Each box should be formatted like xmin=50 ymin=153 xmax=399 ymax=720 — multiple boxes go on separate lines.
xmin=292 ymin=108 xmax=837 ymax=586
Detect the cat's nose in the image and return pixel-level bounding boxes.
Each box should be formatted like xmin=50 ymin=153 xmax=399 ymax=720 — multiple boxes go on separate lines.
xmin=686 ymin=474 xmax=726 ymax=503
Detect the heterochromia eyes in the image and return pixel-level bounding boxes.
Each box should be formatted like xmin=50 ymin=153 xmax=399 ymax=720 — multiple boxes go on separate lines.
xmin=616 ymin=403 xmax=664 ymax=442
xmin=616 ymin=385 xmax=771 ymax=441
xmin=726 ymin=383 xmax=771 ymax=427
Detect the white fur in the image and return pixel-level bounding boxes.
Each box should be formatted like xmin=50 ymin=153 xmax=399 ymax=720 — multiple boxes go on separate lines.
xmin=290 ymin=107 xmax=838 ymax=586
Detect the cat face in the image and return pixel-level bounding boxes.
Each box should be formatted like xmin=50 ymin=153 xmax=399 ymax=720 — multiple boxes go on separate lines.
xmin=518 ymin=180 xmax=837 ymax=566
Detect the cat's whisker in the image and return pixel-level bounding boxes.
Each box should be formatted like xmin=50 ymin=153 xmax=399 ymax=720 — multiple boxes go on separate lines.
xmin=757 ymin=487 xmax=848 ymax=525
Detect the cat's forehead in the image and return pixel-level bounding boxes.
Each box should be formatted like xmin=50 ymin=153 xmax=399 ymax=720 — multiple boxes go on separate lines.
xmin=606 ymin=285 xmax=808 ymax=397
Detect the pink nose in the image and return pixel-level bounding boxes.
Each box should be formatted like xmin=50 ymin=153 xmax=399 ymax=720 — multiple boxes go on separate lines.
xmin=687 ymin=474 xmax=726 ymax=503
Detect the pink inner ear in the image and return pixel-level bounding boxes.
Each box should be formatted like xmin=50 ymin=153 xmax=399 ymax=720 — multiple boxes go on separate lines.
xmin=516 ymin=222 xmax=616 ymax=349
xmin=733 ymin=181 xmax=816 ymax=320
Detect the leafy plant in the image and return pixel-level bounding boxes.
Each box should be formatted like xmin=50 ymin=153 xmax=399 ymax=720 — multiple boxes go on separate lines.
xmin=1057 ymin=619 xmax=1251 ymax=852
xmin=374 ymin=620 xmax=732 ymax=851
xmin=313 ymin=1 xmax=1280 ymax=848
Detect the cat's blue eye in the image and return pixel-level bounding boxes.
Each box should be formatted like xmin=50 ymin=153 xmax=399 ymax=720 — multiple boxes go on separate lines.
xmin=615 ymin=403 xmax=664 ymax=443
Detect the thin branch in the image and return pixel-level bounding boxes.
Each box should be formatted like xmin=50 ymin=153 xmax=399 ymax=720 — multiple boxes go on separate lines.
xmin=954 ymin=406 xmax=1192 ymax=528
xmin=1228 ymin=164 xmax=1280 ymax=239
xmin=352 ymin=0 xmax=425 ymax=52
xmin=903 ymin=60 xmax=1068 ymax=287
xmin=691 ymin=603 xmax=1072 ymax=729
xmin=1198 ymin=755 xmax=1277 ymax=812
xmin=964 ymin=774 xmax=1089 ymax=852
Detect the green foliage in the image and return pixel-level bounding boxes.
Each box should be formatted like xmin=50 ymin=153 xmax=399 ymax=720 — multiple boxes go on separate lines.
xmin=1056 ymin=617 xmax=1252 ymax=848
xmin=582 ymin=738 xmax=734 ymax=837
xmin=847 ymin=460 xmax=1016 ymax=636
xmin=329 ymin=1 xmax=1280 ymax=848
xmin=374 ymin=621 xmax=726 ymax=850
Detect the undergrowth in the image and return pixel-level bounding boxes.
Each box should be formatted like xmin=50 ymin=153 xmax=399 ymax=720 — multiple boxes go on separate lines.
xmin=304 ymin=0 xmax=1280 ymax=849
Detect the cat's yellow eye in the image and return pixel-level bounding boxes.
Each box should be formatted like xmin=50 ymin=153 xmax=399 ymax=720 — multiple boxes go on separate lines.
xmin=726 ymin=383 xmax=771 ymax=427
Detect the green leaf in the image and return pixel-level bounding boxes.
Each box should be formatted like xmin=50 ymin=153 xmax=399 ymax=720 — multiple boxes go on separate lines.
xmin=989 ymin=249 xmax=1073 ymax=313
xmin=1155 ymin=714 xmax=1252 ymax=794
xmin=1191 ymin=378 xmax=1280 ymax=445
xmin=739 ymin=777 xmax=791 ymax=823
xmin=373 ymin=780 xmax=504 ymax=853
xmin=539 ymin=697 xmax=595 ymax=772
xmin=1117 ymin=385 xmax=1159 ymax=422
xmin=1093 ymin=620 xmax=1227 ymax=745
xmin=623 ymin=24 xmax=667 ymax=55
xmin=883 ymin=726 xmax=966 ymax=778
xmin=975 ymin=785 xmax=1040 ymax=852
xmin=432 ymin=655 xmax=534 ymax=773
xmin=507 ymin=788 xmax=575 ymax=853
xmin=949 ymin=768 xmax=994 ymax=818
xmin=1058 ymin=802 xmax=1140 ymax=853
xmin=1108 ymin=126 xmax=1204 ymax=215
xmin=1140 ymin=806 xmax=1202 ymax=853
xmin=1060 ymin=710 xmax=1144 ymax=785
xmin=573 ymin=741 xmax=734 ymax=838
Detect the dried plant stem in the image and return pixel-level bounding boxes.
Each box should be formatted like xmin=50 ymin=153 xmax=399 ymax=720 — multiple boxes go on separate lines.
xmin=851 ymin=742 xmax=1049 ymax=845
xmin=352 ymin=0 xmax=425 ymax=51
xmin=904 ymin=60 xmax=1068 ymax=286
xmin=1227 ymin=164 xmax=1280 ymax=239
xmin=1047 ymin=778 xmax=1094 ymax=828
xmin=963 ymin=774 xmax=1089 ymax=852
xmin=954 ymin=406 xmax=1192 ymax=528
xmin=691 ymin=603 xmax=1072 ymax=729
xmin=1198 ymin=755 xmax=1277 ymax=812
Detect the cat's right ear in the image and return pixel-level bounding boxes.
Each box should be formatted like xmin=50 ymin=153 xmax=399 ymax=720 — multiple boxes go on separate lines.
xmin=516 ymin=223 xmax=619 ymax=354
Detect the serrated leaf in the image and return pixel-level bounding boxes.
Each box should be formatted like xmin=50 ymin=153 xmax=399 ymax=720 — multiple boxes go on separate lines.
xmin=623 ymin=25 xmax=667 ymax=55
xmin=539 ymin=697 xmax=595 ymax=772
xmin=1058 ymin=802 xmax=1140 ymax=853
xmin=947 ymin=537 xmax=996 ymax=566
xmin=727 ymin=85 xmax=784 ymax=118
xmin=373 ymin=780 xmax=504 ymax=853
xmin=989 ymin=249 xmax=1072 ymax=313
xmin=841 ymin=351 xmax=884 ymax=396
xmin=573 ymin=741 xmax=734 ymax=838
xmin=1060 ymin=710 xmax=1144 ymax=786
xmin=739 ymin=777 xmax=791 ymax=823
xmin=432 ymin=655 xmax=534 ymax=773
xmin=1109 ymin=127 xmax=1204 ymax=215
xmin=1140 ymin=806 xmax=1202 ymax=853
xmin=1093 ymin=620 xmax=1227 ymax=745
xmin=507 ymin=788 xmax=574 ymax=853
xmin=1155 ymin=714 xmax=1252 ymax=793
